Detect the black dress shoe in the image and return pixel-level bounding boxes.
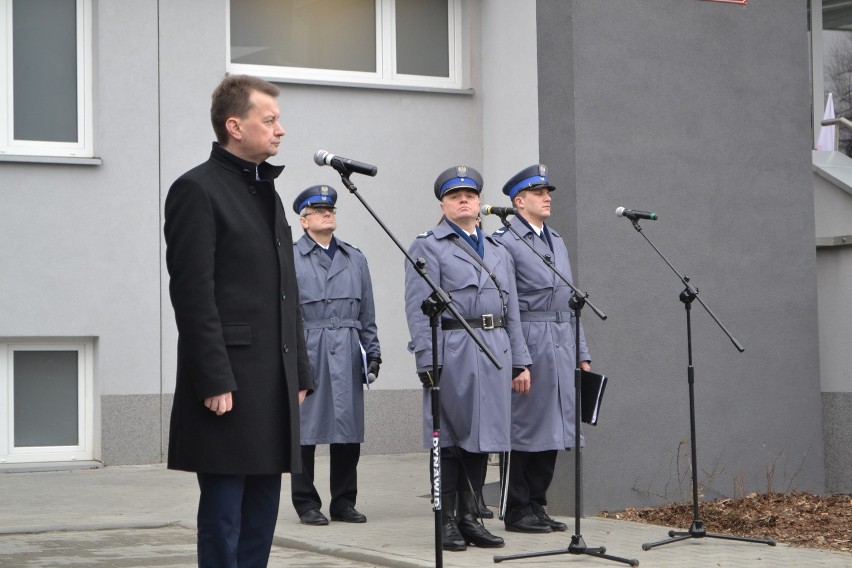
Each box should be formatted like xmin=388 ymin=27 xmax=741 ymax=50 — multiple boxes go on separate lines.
xmin=330 ymin=505 xmax=367 ymax=523
xmin=457 ymin=514 xmax=505 ymax=548
xmin=534 ymin=510 xmax=568 ymax=532
xmin=504 ymin=513 xmax=552 ymax=533
xmin=299 ymin=508 xmax=329 ymax=526
xmin=442 ymin=519 xmax=467 ymax=551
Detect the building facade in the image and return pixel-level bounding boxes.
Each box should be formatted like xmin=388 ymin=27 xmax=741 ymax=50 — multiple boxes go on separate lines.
xmin=0 ymin=0 xmax=841 ymax=512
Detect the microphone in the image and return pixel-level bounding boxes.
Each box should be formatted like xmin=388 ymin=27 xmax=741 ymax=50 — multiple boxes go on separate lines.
xmin=615 ymin=206 xmax=658 ymax=221
xmin=480 ymin=204 xmax=517 ymax=217
xmin=314 ymin=150 xmax=378 ymax=177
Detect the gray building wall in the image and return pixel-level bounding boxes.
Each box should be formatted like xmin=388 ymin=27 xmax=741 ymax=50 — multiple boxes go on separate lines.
xmin=538 ymin=0 xmax=826 ymax=514
xmin=813 ymin=159 xmax=852 ymax=493
xmin=0 ymin=0 xmax=164 ymax=465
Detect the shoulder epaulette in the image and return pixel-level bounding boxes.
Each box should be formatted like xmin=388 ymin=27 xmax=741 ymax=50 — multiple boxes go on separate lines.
xmin=336 ymin=239 xmax=360 ymax=252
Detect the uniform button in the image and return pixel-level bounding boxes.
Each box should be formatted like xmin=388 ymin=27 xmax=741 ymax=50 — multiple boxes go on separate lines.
xmin=249 ymin=186 xmax=257 ymax=195
xmin=281 ymin=292 xmax=286 ymax=300
xmin=330 ymin=350 xmax=336 ymax=355
xmin=276 ymin=238 xmax=281 ymax=247
xmin=283 ymin=344 xmax=289 ymax=353
xmin=326 ymin=299 xmax=332 ymax=304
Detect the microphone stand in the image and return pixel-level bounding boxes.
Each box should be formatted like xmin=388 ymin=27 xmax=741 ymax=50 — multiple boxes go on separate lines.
xmin=491 ymin=214 xmax=638 ymax=567
xmin=623 ymin=218 xmax=775 ymax=552
xmin=335 ymin=172 xmax=502 ymax=568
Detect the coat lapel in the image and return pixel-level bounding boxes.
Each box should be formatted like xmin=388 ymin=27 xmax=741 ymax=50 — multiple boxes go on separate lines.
xmin=326 ymin=245 xmax=348 ymax=280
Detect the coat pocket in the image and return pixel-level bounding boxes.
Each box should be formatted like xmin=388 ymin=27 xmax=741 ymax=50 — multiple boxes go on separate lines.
xmin=222 ymin=323 xmax=252 ymax=346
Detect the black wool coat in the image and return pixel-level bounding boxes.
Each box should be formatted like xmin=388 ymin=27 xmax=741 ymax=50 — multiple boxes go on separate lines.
xmin=164 ymin=143 xmax=315 ymax=475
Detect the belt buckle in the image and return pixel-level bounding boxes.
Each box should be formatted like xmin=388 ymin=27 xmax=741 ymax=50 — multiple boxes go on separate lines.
xmin=481 ymin=314 xmax=494 ymax=330
xmin=555 ymin=311 xmax=563 ymax=323
xmin=330 ymin=316 xmax=340 ymax=329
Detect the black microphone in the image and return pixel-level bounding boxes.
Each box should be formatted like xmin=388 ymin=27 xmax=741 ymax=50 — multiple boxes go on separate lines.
xmin=314 ymin=150 xmax=378 ymax=177
xmin=615 ymin=206 xmax=658 ymax=221
xmin=480 ymin=204 xmax=517 ymax=217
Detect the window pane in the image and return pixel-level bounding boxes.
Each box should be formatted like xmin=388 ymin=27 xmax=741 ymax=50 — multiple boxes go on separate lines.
xmin=231 ymin=0 xmax=376 ymax=72
xmin=14 ymin=351 xmax=79 ymax=447
xmin=13 ymin=0 xmax=79 ymax=143
xmin=396 ymin=0 xmax=449 ymax=77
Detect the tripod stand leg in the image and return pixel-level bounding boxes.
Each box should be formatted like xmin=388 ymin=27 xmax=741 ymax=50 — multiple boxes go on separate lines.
xmin=642 ymin=533 xmax=694 ymax=551
xmin=703 ymin=533 xmax=775 ymax=546
xmin=494 ymin=535 xmax=639 ymax=566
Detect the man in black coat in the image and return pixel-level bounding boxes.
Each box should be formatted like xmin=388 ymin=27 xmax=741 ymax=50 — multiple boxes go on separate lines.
xmin=164 ymin=74 xmax=315 ymax=567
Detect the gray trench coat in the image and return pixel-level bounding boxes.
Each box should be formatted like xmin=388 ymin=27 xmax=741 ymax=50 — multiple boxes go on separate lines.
xmin=493 ymin=217 xmax=591 ymax=451
xmin=404 ymin=220 xmax=531 ymax=453
xmin=294 ymin=235 xmax=380 ymax=445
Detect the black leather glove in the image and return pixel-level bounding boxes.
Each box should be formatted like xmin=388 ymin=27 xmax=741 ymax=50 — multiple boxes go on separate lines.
xmin=367 ymin=358 xmax=381 ymax=380
xmin=512 ymin=367 xmax=526 ymax=379
xmin=418 ymin=368 xmax=440 ymax=388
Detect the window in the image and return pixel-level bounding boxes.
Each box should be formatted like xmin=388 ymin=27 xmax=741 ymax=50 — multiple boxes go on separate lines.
xmin=0 ymin=340 xmax=94 ymax=464
xmin=228 ymin=0 xmax=466 ymax=91
xmin=0 ymin=0 xmax=93 ymax=159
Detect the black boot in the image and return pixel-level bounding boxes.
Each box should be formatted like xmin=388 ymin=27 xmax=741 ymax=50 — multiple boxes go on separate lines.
xmin=476 ymin=491 xmax=494 ymax=519
xmin=457 ymin=492 xmax=505 ymax=548
xmin=441 ymin=493 xmax=466 ymax=551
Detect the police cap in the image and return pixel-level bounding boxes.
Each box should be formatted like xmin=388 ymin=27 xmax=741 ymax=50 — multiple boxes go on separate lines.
xmin=293 ymin=184 xmax=338 ymax=214
xmin=502 ymin=164 xmax=556 ymax=199
xmin=433 ymin=165 xmax=483 ymax=200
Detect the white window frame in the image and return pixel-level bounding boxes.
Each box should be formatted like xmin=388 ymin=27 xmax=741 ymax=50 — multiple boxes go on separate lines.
xmin=0 ymin=0 xmax=94 ymax=159
xmin=227 ymin=0 xmax=467 ymax=92
xmin=0 ymin=340 xmax=94 ymax=464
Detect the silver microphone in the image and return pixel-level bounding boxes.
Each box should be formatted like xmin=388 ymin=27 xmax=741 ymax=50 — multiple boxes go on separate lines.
xmin=480 ymin=204 xmax=517 ymax=217
xmin=615 ymin=206 xmax=658 ymax=221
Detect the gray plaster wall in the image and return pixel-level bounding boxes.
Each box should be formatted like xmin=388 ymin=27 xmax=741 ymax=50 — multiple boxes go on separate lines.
xmin=813 ymin=173 xmax=852 ymax=491
xmin=0 ymin=0 xmax=164 ymax=464
xmin=537 ymin=0 xmax=826 ymax=514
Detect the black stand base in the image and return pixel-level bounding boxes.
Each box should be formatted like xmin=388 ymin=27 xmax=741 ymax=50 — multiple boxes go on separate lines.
xmin=495 ymin=534 xmax=639 ymax=565
xmin=642 ymin=519 xmax=776 ymax=551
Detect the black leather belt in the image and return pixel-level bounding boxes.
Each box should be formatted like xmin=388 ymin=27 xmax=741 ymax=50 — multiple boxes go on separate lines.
xmin=441 ymin=314 xmax=505 ymax=330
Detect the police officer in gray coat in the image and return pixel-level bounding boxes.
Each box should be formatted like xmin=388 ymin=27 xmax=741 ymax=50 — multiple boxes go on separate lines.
xmin=493 ymin=164 xmax=591 ymax=534
xmin=404 ymin=166 xmax=532 ymax=551
xmin=290 ymin=185 xmax=381 ymax=526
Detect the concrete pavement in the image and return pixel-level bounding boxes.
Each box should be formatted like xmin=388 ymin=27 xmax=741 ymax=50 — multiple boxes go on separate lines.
xmin=0 ymin=453 xmax=848 ymax=567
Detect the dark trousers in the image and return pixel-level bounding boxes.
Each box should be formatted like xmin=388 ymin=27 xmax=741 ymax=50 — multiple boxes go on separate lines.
xmin=196 ymin=472 xmax=281 ymax=568
xmin=291 ymin=443 xmax=360 ymax=516
xmin=435 ymin=446 xmax=487 ymax=502
xmin=504 ymin=449 xmax=557 ymax=525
